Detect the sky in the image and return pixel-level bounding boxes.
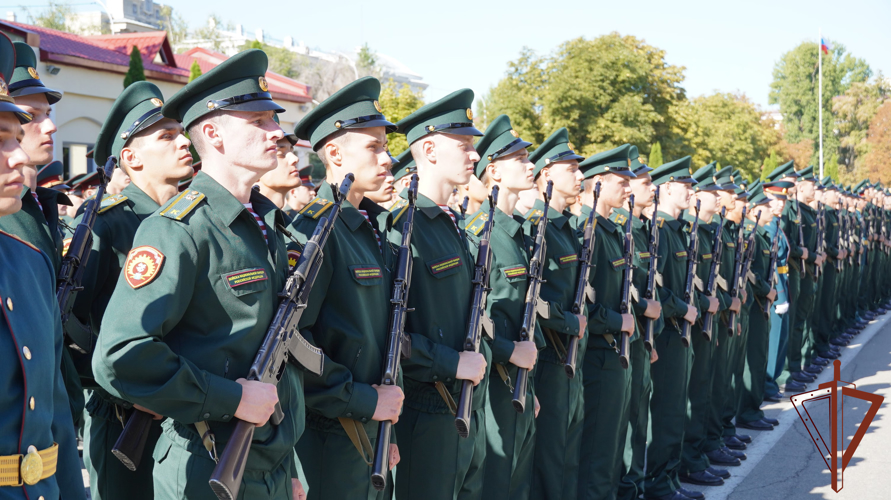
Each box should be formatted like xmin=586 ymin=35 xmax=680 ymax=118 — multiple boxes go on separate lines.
xmin=14 ymin=0 xmax=891 ymax=109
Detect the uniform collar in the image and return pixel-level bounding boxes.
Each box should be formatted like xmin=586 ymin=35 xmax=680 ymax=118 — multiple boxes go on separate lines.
xmin=532 ymin=198 xmax=568 ymax=229
xmin=656 ymin=210 xmax=682 ymax=231
xmin=191 ymin=171 xmax=284 ymax=229
xmin=411 ymin=191 xmax=455 ymax=221
xmin=610 ymin=206 xmax=643 ymax=229
xmin=477 ymin=199 xmax=521 ymax=237
xmin=315 ymin=182 xmax=364 ymax=232
xmin=122 ymin=182 xmax=161 ymax=220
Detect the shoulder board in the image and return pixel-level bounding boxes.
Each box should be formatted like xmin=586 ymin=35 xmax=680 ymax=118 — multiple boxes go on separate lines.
xmin=610 ymin=212 xmax=627 ymax=226
xmin=160 ymin=189 xmax=206 ymax=221
xmin=465 ymin=212 xmax=489 ymax=236
xmin=657 ymin=217 xmax=665 ymax=228
xmin=98 ymin=193 xmax=128 ymax=214
xmin=526 ymin=209 xmax=544 ymax=225
xmin=0 ymin=229 xmax=40 ymax=253
xmin=299 ymin=197 xmax=334 ymax=220
xmin=389 ymin=198 xmax=409 ymax=223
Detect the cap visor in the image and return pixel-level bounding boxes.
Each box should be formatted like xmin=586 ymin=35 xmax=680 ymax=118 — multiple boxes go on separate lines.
xmin=632 ymin=165 xmax=654 ymax=175
xmin=129 ymin=112 xmax=165 ymax=140
xmin=11 ymin=86 xmax=63 ymax=104
xmin=719 ymin=182 xmax=740 ymax=191
xmin=735 ymin=190 xmax=750 ymax=199
xmin=284 ymin=134 xmax=299 ymax=146
xmin=499 ymin=140 xmax=533 ymax=159
xmin=346 ymin=118 xmax=398 ymax=134
xmin=0 ymin=102 xmax=33 ymax=124
xmin=441 ymin=126 xmax=484 ymax=137
xmin=225 ymin=99 xmax=286 ymax=114
xmin=612 ymin=169 xmax=637 ymax=179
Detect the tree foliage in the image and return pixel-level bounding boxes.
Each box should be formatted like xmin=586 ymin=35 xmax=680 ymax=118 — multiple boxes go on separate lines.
xmin=28 ymin=0 xmax=71 ymax=31
xmin=832 ymin=76 xmax=890 ymax=183
xmin=159 ymin=6 xmax=188 ymax=46
xmin=188 ymin=59 xmax=202 ymax=82
xmin=761 ymin=150 xmax=780 ymax=181
xmin=238 ymin=40 xmax=297 ymax=78
xmin=123 ymin=46 xmax=146 ymax=88
xmin=862 ymin=100 xmax=891 ymax=185
xmin=357 ymin=43 xmax=380 ymax=78
xmin=192 ymin=15 xmax=233 ymax=52
xmin=379 ymin=80 xmax=424 ymax=155
xmin=648 ymin=142 xmax=663 ymax=167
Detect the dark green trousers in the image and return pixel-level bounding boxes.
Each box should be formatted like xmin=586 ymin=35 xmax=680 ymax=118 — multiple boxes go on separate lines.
xmin=617 ymin=338 xmax=652 ymax=500
xmin=578 ymin=346 xmax=631 ymax=500
xmin=83 ymin=395 xmax=162 ymax=500
xmin=788 ymin=272 xmax=816 ymax=373
xmin=394 ymin=406 xmax=487 ymax=500
xmin=482 ymin=364 xmax=536 ymax=500
xmin=644 ymin=326 xmax=693 ymax=498
xmin=737 ymin=302 xmax=770 ymax=424
xmin=531 ymin=348 xmax=584 ymax=500
xmin=815 ymin=262 xmax=839 ymax=350
xmin=805 ymin=273 xmax=824 ymax=365
xmin=297 ymin=427 xmax=388 ymax=500
xmin=680 ymin=320 xmax=716 ymax=474
xmin=705 ymin=316 xmax=733 ymax=453
xmin=723 ymin=300 xmax=752 ymax=439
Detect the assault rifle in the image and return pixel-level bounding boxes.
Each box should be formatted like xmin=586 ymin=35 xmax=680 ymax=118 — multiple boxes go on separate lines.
xmin=727 ymin=207 xmax=747 ymax=336
xmin=641 ymin=187 xmax=661 ymax=353
xmin=763 ymin=228 xmax=780 ymax=319
xmin=679 ymin=200 xmax=702 ymax=348
xmin=700 ymin=207 xmax=725 ymax=341
xmin=565 ymin=181 xmax=600 ymax=378
xmin=617 ymin=194 xmax=635 ymax=369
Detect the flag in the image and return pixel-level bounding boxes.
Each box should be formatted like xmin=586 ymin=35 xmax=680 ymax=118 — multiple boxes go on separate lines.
xmin=821 ymin=37 xmax=832 ymax=55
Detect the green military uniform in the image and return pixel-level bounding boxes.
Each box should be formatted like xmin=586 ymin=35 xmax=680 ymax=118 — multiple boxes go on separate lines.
xmin=0 ymin=40 xmax=84 ymax=429
xmin=644 ymin=157 xmax=697 ymax=499
xmin=93 ymin=50 xmax=303 ymax=500
xmin=679 ymin=164 xmax=732 ymax=478
xmin=788 ymin=167 xmax=819 ymax=375
xmin=576 ymin=144 xmax=637 ymax=500
xmin=288 ymin=77 xmax=399 ymax=500
xmin=815 ymin=182 xmax=842 ymax=358
xmin=469 ymin=115 xmax=540 ymax=500
xmin=616 ymin=151 xmax=666 ymax=500
xmin=71 ymin=82 xmax=174 ymax=500
xmin=524 ymin=129 xmax=586 ymax=500
xmin=391 ymin=89 xmax=491 ymax=500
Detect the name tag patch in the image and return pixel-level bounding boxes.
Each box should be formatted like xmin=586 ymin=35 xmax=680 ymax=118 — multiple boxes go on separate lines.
xmin=353 ymin=267 xmax=383 ymax=279
xmin=431 ymin=256 xmax=462 ymax=274
xmin=638 ymin=251 xmax=650 ymax=260
xmin=675 ymin=251 xmax=687 ymax=258
xmin=610 ymin=257 xmax=627 ymax=269
xmin=701 ymin=253 xmax=712 ymax=260
xmin=503 ymin=265 xmax=527 ymax=279
xmin=225 ymin=268 xmax=268 ymax=288
xmin=559 ymin=254 xmax=578 ymax=265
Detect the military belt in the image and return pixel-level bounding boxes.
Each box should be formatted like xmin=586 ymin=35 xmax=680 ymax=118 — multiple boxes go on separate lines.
xmin=0 ymin=442 xmax=58 ymax=487
xmin=338 ymin=418 xmax=374 ymax=466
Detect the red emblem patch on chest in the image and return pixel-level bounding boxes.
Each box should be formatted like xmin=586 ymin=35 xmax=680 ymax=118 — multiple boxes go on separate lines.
xmin=288 ymin=250 xmax=301 ymax=270
xmin=124 ymin=246 xmax=165 ymax=289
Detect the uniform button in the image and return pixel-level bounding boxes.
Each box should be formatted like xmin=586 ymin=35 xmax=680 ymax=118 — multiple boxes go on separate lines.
xmin=446 ymin=378 xmax=452 ymax=383
xmin=432 ymin=375 xmax=438 ymax=381
xmin=22 ymin=346 xmax=31 ymax=360
xmin=202 ymin=413 xmax=210 ymax=419
xmin=361 ymin=417 xmax=367 ymax=423
xmin=222 ymin=414 xmax=230 ymax=420
xmin=29 ymin=397 xmax=35 ymax=410
xmin=346 ymin=412 xmax=352 ymax=418
xmin=5 ymin=297 xmax=11 ymax=311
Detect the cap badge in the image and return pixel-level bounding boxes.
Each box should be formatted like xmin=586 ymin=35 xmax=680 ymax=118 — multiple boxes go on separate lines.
xmin=628 ymin=158 xmax=632 ymax=167
xmin=0 ymin=77 xmax=7 ymax=97
xmin=510 ymin=129 xmax=519 ymax=138
xmin=374 ymin=100 xmax=383 ymax=113
xmin=258 ymin=76 xmax=269 ymax=92
xmin=151 ymin=98 xmax=163 ymax=107
xmin=28 ymin=67 xmax=39 ymax=79
xmin=466 ymin=108 xmax=473 ymax=120
xmin=567 ymin=142 xmax=575 ymax=151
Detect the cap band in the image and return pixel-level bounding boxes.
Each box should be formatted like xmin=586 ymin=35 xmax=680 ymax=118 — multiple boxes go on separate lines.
xmin=335 ymin=113 xmax=387 ymax=129
xmin=119 ymin=107 xmax=164 ymax=142
xmin=207 ymin=91 xmax=273 ymax=111
xmin=487 ymin=138 xmax=525 ymax=162
xmin=545 ymin=149 xmax=577 ymax=165
xmin=425 ymin=121 xmax=473 ymax=133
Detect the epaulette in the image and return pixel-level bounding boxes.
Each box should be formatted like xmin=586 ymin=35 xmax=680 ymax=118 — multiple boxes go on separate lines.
xmin=657 ymin=217 xmax=665 ymax=228
xmin=611 ymin=212 xmax=627 ymax=226
xmin=526 ymin=209 xmax=544 ymax=225
xmin=389 ymin=198 xmax=409 ymax=223
xmin=97 ymin=193 xmax=128 ymax=214
xmin=0 ymin=229 xmax=40 ymax=253
xmin=465 ymin=212 xmax=489 ymax=235
xmin=159 ymin=189 xmax=206 ymax=221
xmin=299 ymin=197 xmax=334 ymax=220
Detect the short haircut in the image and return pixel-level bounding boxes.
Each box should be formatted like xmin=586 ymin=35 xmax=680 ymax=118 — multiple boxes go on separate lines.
xmin=188 ymin=110 xmax=228 ymax=160
xmin=316 ymin=129 xmax=351 ymax=169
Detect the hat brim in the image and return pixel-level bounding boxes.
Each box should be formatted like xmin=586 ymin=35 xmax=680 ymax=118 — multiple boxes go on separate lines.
xmin=735 ymin=191 xmax=750 ymax=199
xmin=0 ymin=101 xmax=33 ymax=124
xmin=127 ymin=112 xmax=165 ymax=143
xmin=439 ymin=126 xmax=484 ymax=137
xmin=224 ymin=99 xmax=286 ymax=114
xmin=718 ymin=182 xmax=740 ymax=191
xmin=632 ymin=165 xmax=653 ymax=175
xmin=587 ymin=169 xmax=637 ymax=179
xmin=11 ymin=86 xmax=63 ymax=104
xmin=695 ymin=185 xmax=724 ymax=192
xmin=497 ymin=139 xmax=533 ymax=160
xmin=284 ymin=133 xmax=299 ymax=146
xmin=344 ymin=118 xmax=398 ymax=134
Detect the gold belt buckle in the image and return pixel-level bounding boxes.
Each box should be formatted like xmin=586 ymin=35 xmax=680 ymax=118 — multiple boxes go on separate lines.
xmin=20 ymin=445 xmax=43 ymax=486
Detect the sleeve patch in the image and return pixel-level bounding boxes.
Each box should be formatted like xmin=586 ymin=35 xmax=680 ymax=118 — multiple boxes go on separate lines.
xmin=288 ymin=250 xmax=301 ymax=270
xmin=353 ymin=267 xmax=383 ymax=279
xmin=160 ymin=190 xmax=205 ymax=221
xmin=224 ymin=268 xmax=268 ymax=288
xmin=466 ymin=212 xmax=489 ymax=235
xmin=98 ymin=193 xmax=128 ymax=214
xmin=124 ymin=246 xmax=165 ymax=289
xmin=299 ymin=197 xmax=333 ymax=219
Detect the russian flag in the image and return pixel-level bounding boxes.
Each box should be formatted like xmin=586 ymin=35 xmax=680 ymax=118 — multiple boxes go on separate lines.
xmin=821 ymin=37 xmax=832 ymax=55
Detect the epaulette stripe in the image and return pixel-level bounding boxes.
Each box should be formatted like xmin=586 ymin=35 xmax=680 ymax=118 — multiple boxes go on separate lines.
xmin=98 ymin=193 xmax=128 ymax=214
xmin=0 ymin=230 xmax=41 ymax=253
xmin=174 ymin=194 xmax=205 ymax=221
xmin=159 ymin=191 xmax=189 ymax=217
xmin=392 ymin=204 xmax=409 ymax=223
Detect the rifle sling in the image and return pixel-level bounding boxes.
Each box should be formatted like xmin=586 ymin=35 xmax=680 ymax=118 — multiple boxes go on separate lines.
xmin=495 ymin=363 xmax=513 ymax=391
xmin=543 ymin=328 xmax=568 ymax=360
xmin=338 ymin=417 xmax=374 ymax=466
xmin=434 ymin=382 xmax=458 ymax=416
xmin=194 ymin=421 xmax=218 ymax=463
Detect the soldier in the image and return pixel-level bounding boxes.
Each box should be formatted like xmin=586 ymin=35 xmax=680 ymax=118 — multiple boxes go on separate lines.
xmin=66 ymin=171 xmax=100 ymax=217
xmin=644 ymin=157 xmax=700 ymax=500
xmin=69 ymin=81 xmax=194 ymax=500
xmin=459 ymin=173 xmax=488 ymax=215
xmin=390 ymin=89 xmax=489 ymax=500
xmin=256 ymin=122 xmax=301 ymax=213
xmin=616 ymin=147 xmax=665 ymax=500
xmin=576 ymin=144 xmax=639 ymax=500
xmin=286 ymin=76 xmax=404 ymax=500
xmin=365 ymin=152 xmax=399 ymax=207
xmin=468 ymin=114 xmax=540 ymax=500
xmin=93 ymin=49 xmax=304 ymax=499
xmin=0 ymin=32 xmax=84 ymax=499
xmin=813 ymin=181 xmax=847 ymax=361
xmin=678 ymin=163 xmax=731 ymax=488
xmin=735 ymin=182 xmax=782 ymax=431
xmin=286 ymin=166 xmax=316 ymax=216
xmin=35 ymin=160 xmax=73 ymax=228
xmin=524 ymin=128 xmax=587 ymax=500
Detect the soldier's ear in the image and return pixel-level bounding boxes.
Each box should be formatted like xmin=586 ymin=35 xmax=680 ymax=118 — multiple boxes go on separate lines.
xmin=120 ymin=146 xmax=142 ymax=172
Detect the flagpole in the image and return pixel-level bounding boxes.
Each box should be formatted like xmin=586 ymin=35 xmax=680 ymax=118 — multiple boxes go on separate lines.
xmin=819 ymin=28 xmax=824 ymax=180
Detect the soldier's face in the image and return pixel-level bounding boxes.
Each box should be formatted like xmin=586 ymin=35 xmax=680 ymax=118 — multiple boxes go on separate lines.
xmin=0 ymin=114 xmax=28 ymax=216
xmin=259 ymin=139 xmax=301 ymax=191
xmin=290 ymin=185 xmax=316 ymax=207
xmin=629 ymin=174 xmax=654 ymax=208
xmin=489 ymin=148 xmax=534 ymax=193
xmin=433 ymin=133 xmax=478 ymax=187
xmin=339 ymin=127 xmax=391 ymax=194
xmin=544 ymin=160 xmax=582 ymax=199
xmin=767 ymin=196 xmax=785 ymax=216
xmin=365 ymin=168 xmax=395 ymax=204
xmin=15 ymin=93 xmax=55 ymax=166
xmin=665 ymin=181 xmax=691 ymax=210
xmin=757 ymin=205 xmax=773 ymax=225
xmin=129 ymin=118 xmax=193 ymax=183
xmin=223 ymin=110 xmax=284 ymax=177
xmin=696 ymin=191 xmax=719 ymax=216
xmin=799 ymin=180 xmax=815 ymax=201
xmin=599 ymin=172 xmax=631 ymax=210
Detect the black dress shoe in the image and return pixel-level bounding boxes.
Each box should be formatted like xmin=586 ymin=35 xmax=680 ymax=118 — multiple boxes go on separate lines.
xmin=841 ymin=333 xmax=854 ymax=340
xmin=735 ymin=433 xmax=752 ymax=443
xmin=706 ymin=448 xmax=741 ymax=466
xmin=705 ymin=466 xmax=730 ymax=479
xmin=819 ymin=350 xmax=840 ymax=359
xmin=804 ymin=364 xmax=823 ymax=374
xmin=785 ymin=380 xmax=808 ymax=392
xmin=679 ymin=470 xmax=724 ymax=486
xmin=738 ymin=419 xmax=773 ymax=431
xmin=722 ymin=446 xmax=747 ymax=460
xmin=646 ymin=491 xmax=689 ymax=500
xmin=678 ymin=487 xmax=706 ymax=499
xmin=724 ymin=436 xmax=747 ymax=450
xmin=762 ymin=417 xmax=779 ymax=426
xmin=846 ymin=328 xmax=859 ymax=335
xmin=763 ymin=393 xmax=783 ymax=403
xmin=813 ymin=356 xmax=831 ymax=366
xmin=791 ymin=371 xmax=816 ymax=383
xmin=830 ymin=337 xmax=849 ymax=347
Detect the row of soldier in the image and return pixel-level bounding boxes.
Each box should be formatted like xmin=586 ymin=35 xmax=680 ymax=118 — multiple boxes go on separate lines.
xmin=1 ymin=33 xmax=890 ymax=500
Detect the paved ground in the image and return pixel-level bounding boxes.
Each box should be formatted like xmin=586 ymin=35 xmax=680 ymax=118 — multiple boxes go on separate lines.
xmin=684 ymin=313 xmax=891 ymax=500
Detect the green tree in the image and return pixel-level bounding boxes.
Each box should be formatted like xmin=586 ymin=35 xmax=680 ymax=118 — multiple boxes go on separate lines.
xmin=192 ymin=15 xmax=234 ymax=52
xmin=123 ymin=46 xmax=146 ymax=88
xmin=476 ymin=48 xmax=547 ymax=146
xmin=648 ymin=142 xmax=663 ymax=167
xmin=159 ymin=6 xmax=188 ymax=46
xmin=761 ymin=150 xmax=780 ymax=181
xmin=832 ymin=75 xmax=890 ymax=183
xmin=681 ymin=92 xmax=780 ymax=181
xmin=28 ymin=1 xmax=71 ymax=31
xmin=769 ymin=40 xmax=871 ymax=169
xmin=188 ymin=59 xmax=203 ymax=82
xmin=863 ymin=100 xmax=891 ymax=185
xmin=378 ymin=80 xmax=425 ymax=155
xmin=357 ymin=43 xmax=380 ymax=78
xmin=238 ymin=40 xmax=296 ymax=78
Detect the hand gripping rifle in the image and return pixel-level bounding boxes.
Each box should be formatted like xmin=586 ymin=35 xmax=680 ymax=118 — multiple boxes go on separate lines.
xmin=727 ymin=207 xmax=747 ymax=336
xmin=565 ymin=181 xmax=600 ymax=378
xmin=617 ymin=194 xmax=635 ymax=369
xmin=207 ymin=176 xmax=353 ymax=500
xmin=679 ymin=200 xmax=702 ymax=347
xmin=641 ymin=187 xmax=661 ymax=353
xmin=763 ymin=227 xmax=780 ymax=319
xmin=455 ymin=186 xmax=499 ymax=438
xmin=740 ymin=212 xmax=760 ymax=309
xmin=700 ymin=207 xmax=726 ymax=341
xmin=512 ymin=181 xmax=553 ymax=412
xmin=57 ymin=155 xmax=115 ymax=354
xmin=371 ymin=175 xmax=418 ymax=491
